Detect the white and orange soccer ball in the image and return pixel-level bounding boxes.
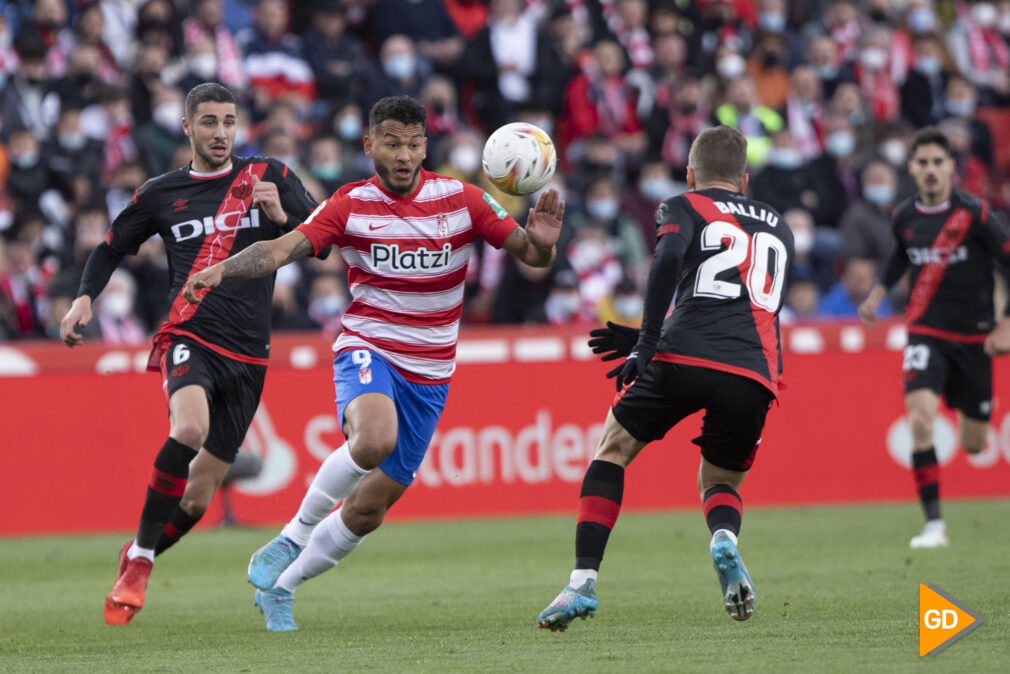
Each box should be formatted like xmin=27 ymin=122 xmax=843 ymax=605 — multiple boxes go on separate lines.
xmin=481 ymin=122 xmax=557 ymax=196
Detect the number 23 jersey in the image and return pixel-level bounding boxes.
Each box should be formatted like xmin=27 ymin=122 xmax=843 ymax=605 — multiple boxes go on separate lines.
xmin=653 ymin=188 xmax=793 ymax=395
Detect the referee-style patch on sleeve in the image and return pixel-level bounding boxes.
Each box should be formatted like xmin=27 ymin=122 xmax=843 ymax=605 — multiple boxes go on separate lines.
xmin=482 ymin=192 xmax=508 ymax=220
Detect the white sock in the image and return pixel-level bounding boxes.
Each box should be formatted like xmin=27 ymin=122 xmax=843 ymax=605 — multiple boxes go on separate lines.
xmin=280 ymin=444 xmax=369 ymax=547
xmin=127 ymin=541 xmax=155 ymax=563
xmin=709 ymin=529 xmax=738 ymax=551
xmin=276 ymin=508 xmax=364 ymax=593
xmin=569 ymin=569 xmax=597 ymax=588
xmin=925 ymin=519 xmax=946 ymax=531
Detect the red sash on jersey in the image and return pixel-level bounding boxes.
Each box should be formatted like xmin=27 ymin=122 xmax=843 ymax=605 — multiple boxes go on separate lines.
xmin=904 ymin=208 xmax=972 ymax=327
xmin=147 ymin=163 xmax=270 ymax=371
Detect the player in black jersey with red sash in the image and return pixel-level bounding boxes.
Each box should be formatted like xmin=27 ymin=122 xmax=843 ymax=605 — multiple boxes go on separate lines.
xmin=537 ymin=127 xmax=792 ymax=631
xmin=57 ymin=84 xmax=320 ymax=625
xmin=859 ymin=127 xmax=1010 ymax=549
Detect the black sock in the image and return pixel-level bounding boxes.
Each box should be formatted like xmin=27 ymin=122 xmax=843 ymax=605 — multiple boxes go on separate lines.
xmin=703 ymin=485 xmax=742 ymax=536
xmin=136 ymin=438 xmax=197 ymax=549
xmin=155 ymin=507 xmax=202 ymax=556
xmin=912 ymin=447 xmax=941 ymax=521
xmin=574 ymin=460 xmax=624 ymax=571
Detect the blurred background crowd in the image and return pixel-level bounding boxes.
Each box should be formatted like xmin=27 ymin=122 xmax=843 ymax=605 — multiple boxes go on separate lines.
xmin=0 ymin=0 xmax=1008 ymax=344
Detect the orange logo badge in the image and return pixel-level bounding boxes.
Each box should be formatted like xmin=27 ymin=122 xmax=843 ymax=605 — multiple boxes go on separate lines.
xmin=919 ymin=584 xmax=983 ymax=656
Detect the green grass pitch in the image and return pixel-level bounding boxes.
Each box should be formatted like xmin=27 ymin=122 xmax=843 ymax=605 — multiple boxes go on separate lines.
xmin=1 ymin=501 xmax=1008 ymax=673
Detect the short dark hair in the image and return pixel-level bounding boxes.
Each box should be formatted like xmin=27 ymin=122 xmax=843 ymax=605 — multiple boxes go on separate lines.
xmin=909 ymin=126 xmax=951 ymax=157
xmin=368 ymin=96 xmax=426 ymax=132
xmin=184 ymin=83 xmax=236 ymax=120
xmin=688 ymin=126 xmax=748 ymax=184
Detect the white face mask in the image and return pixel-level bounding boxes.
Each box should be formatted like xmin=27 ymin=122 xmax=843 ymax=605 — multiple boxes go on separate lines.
xmin=792 ymin=228 xmax=814 ymax=255
xmin=153 ymin=102 xmax=183 ymax=131
xmin=767 ymin=148 xmax=803 ymax=169
xmin=545 ymin=292 xmax=581 ymax=322
xmin=384 ymin=53 xmax=416 ymax=80
xmin=338 ymin=116 xmax=362 ymax=140
xmin=309 ymin=294 xmax=346 ymax=322
xmin=586 ymin=198 xmax=619 ymax=221
xmin=613 ymin=295 xmax=643 ymax=318
xmin=449 ymin=145 xmax=480 ymax=175
xmin=825 ymin=131 xmax=855 ymax=157
xmin=189 ymin=53 xmax=218 ymax=79
xmin=717 ymin=54 xmax=747 ymax=80
xmin=972 ymin=3 xmax=998 ymax=28
xmin=638 ymin=177 xmax=676 ymax=203
xmin=880 ymin=139 xmax=907 ymax=166
xmin=907 ymin=7 xmax=936 ymax=33
xmin=863 ymin=183 xmax=895 ymax=204
xmin=102 ymin=291 xmax=132 ymax=318
xmin=859 ymin=47 xmax=887 ymax=71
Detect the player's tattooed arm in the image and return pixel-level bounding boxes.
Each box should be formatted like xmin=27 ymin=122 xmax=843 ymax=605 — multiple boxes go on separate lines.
xmin=183 ymin=231 xmax=315 ymax=304
xmin=504 ymin=226 xmax=556 ymax=267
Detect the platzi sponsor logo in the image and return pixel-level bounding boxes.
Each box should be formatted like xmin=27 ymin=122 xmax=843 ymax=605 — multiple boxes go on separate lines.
xmin=919 ymin=584 xmax=983 ymax=656
xmin=371 ymin=242 xmax=454 ymax=272
xmin=171 ymin=209 xmax=261 ymax=242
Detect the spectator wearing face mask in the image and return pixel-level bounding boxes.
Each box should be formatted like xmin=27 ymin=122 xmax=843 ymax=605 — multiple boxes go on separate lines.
xmin=93 ymin=269 xmax=146 ymax=345
xmin=0 ymin=239 xmax=46 ymax=339
xmin=579 ymin=176 xmax=648 ymax=286
xmin=944 ymin=74 xmax=994 ymax=168
xmin=784 ymin=65 xmax=826 ymax=160
xmin=853 ymin=25 xmax=900 ymax=123
xmin=750 ymin=129 xmax=817 ymax=216
xmin=900 ymin=34 xmax=949 ymax=129
xmin=714 ymin=74 xmax=784 ymax=168
xmin=238 ymin=0 xmax=316 ymax=115
xmin=806 ymin=114 xmax=860 ymax=227
xmin=1 ymin=31 xmax=59 ymax=140
xmin=746 ymin=33 xmax=790 ymax=109
xmin=839 ymin=160 xmax=897 ymax=270
xmin=596 ymin=275 xmax=644 ymax=327
xmin=779 ymin=277 xmax=821 ymax=324
xmin=946 ymin=1 xmax=1010 ymax=105
xmin=306 ymin=136 xmax=346 ymax=198
xmin=45 ymin=107 xmax=104 ymax=201
xmin=622 ymin=161 xmax=684 ymax=254
xmin=363 ymin=34 xmax=423 ymax=110
xmin=306 ymin=273 xmax=348 ymax=339
xmin=784 ymin=208 xmax=837 ymax=293
xmin=420 ymin=75 xmax=462 ymax=170
xmin=135 ymin=85 xmax=188 ymax=178
xmin=370 ymin=0 xmax=464 ymax=72
xmin=4 ymin=128 xmax=52 ymax=214
xmin=543 ymin=267 xmax=591 ymax=326
xmin=183 ymin=0 xmax=247 ymax=90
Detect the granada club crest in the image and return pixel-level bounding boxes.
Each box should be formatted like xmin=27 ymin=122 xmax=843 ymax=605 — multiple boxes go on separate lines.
xmin=437 ymin=212 xmax=449 ymax=238
xmin=359 ymin=367 xmax=372 ymax=385
xmin=231 ymin=183 xmax=253 ymax=200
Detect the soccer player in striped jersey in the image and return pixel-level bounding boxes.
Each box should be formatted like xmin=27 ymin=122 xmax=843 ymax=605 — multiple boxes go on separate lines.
xmin=183 ymin=95 xmax=565 ymax=631
xmin=536 ymin=126 xmax=792 ymax=630
xmin=859 ymin=127 xmax=1010 ymax=549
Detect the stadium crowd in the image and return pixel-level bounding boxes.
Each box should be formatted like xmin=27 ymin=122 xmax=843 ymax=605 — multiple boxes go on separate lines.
xmin=0 ymin=0 xmax=1008 ymax=342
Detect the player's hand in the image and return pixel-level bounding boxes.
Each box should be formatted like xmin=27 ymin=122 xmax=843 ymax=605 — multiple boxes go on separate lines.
xmin=984 ymin=318 xmax=1010 ymax=356
xmin=251 ymin=174 xmax=285 ymax=225
xmin=183 ymin=265 xmax=224 ymax=305
xmin=589 ymin=321 xmax=641 ymax=362
xmin=59 ymin=296 xmax=92 ymax=348
xmin=606 ymin=342 xmax=656 ymax=391
xmin=526 ymin=188 xmax=565 ymax=252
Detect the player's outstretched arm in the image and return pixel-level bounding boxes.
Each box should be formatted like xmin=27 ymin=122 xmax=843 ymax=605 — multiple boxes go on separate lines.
xmin=503 ymin=188 xmax=565 ymax=267
xmin=60 ymin=242 xmax=126 ymax=347
xmin=183 ymin=230 xmax=315 ymax=304
xmin=857 ymin=284 xmax=888 ymax=329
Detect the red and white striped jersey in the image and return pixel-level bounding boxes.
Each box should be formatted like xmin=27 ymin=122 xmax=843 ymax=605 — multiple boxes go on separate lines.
xmin=296 ymin=169 xmax=518 ymax=383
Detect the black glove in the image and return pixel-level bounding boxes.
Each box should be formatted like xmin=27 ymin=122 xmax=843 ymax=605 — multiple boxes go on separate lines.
xmin=588 ymin=321 xmax=641 ymax=362
xmin=606 ymin=342 xmax=656 ymax=391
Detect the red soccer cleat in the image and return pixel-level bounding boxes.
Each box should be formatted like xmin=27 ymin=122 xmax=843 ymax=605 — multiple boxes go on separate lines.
xmin=104 ymin=554 xmax=153 ymax=626
xmin=116 ymin=541 xmax=131 ymax=580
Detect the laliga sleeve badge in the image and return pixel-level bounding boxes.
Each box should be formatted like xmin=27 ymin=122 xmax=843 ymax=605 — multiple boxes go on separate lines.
xmin=359 ymin=367 xmax=372 ymax=385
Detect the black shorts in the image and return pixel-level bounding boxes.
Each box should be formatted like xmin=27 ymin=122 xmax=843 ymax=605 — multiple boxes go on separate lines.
xmin=903 ymin=334 xmax=992 ymax=421
xmin=612 ymin=362 xmax=774 ymax=472
xmin=161 ymin=335 xmax=267 ymax=462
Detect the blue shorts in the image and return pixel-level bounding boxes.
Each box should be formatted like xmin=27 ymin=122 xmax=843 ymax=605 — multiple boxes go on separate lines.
xmin=333 ymin=348 xmax=449 ymax=486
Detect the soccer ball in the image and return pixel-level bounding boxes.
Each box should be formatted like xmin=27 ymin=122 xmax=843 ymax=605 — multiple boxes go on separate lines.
xmin=481 ymin=123 xmax=557 ymax=196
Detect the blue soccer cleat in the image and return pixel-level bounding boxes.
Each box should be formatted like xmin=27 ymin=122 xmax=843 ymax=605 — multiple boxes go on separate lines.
xmin=254 ymin=587 xmax=297 ymax=632
xmin=248 ymin=535 xmax=301 ymax=590
xmin=536 ymin=579 xmax=598 ymax=632
xmin=711 ymin=531 xmax=755 ymax=621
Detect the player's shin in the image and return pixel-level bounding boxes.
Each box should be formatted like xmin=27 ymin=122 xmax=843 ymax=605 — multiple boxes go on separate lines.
xmin=133 ymin=438 xmax=198 ymax=561
xmin=280 ymin=443 xmax=370 ymax=547
xmin=702 ymin=484 xmax=743 ymax=544
xmin=911 ymin=447 xmax=941 ymax=522
xmin=275 ymin=507 xmax=364 ymax=593
xmin=572 ymin=460 xmax=625 ymax=586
